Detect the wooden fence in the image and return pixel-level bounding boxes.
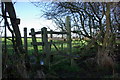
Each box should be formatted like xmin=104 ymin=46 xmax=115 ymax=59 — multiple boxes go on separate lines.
xmin=28 ymin=16 xmax=72 ymax=66
xmin=23 ymin=16 xmax=80 ymax=68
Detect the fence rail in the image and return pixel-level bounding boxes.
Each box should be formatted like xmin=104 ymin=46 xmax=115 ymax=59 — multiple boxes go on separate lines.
xmin=22 ymin=16 xmax=81 ymax=68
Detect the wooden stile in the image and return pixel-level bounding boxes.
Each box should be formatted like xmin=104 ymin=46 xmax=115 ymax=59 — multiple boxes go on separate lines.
xmin=29 ymin=16 xmax=75 ymax=67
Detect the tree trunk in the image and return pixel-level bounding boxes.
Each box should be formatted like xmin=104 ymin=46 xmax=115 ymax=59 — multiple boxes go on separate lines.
xmin=5 ymin=2 xmax=23 ymax=53
xmin=4 ymin=1 xmax=29 ymax=78
xmin=102 ymin=3 xmax=111 ymax=50
xmin=97 ymin=2 xmax=111 ymax=65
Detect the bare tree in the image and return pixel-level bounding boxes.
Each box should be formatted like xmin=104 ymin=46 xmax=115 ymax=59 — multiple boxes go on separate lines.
xmin=2 ymin=1 xmax=29 ymax=78
xmin=34 ymin=1 xmax=119 ymax=62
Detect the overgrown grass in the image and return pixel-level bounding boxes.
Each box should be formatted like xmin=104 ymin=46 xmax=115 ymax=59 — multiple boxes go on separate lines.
xmin=2 ymin=37 xmax=119 ymax=78
xmin=2 ymin=38 xmax=87 ymax=74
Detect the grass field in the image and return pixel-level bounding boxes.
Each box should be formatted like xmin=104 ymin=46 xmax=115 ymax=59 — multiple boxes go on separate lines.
xmin=2 ymin=37 xmax=87 ymax=55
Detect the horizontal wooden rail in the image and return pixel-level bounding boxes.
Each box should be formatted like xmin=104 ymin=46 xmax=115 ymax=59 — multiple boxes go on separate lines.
xmin=48 ymin=37 xmax=67 ymax=41
xmin=31 ymin=42 xmax=43 ymax=46
xmin=31 ymin=41 xmax=68 ymax=46
xmin=29 ymin=31 xmax=41 ymax=35
xmin=48 ymin=31 xmax=67 ymax=34
xmin=29 ymin=31 xmax=67 ymax=35
xmin=29 ymin=30 xmax=83 ymax=35
xmin=51 ymin=41 xmax=68 ymax=44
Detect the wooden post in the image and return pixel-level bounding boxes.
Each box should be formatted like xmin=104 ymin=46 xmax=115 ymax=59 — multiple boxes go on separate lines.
xmin=50 ymin=30 xmax=53 ymax=63
xmin=50 ymin=30 xmax=53 ymax=50
xmin=4 ymin=21 xmax=7 ymax=53
xmin=41 ymin=27 xmax=50 ymax=67
xmin=24 ymin=27 xmax=28 ymax=53
xmin=61 ymin=27 xmax=64 ymax=50
xmin=66 ymin=16 xmax=72 ymax=54
xmin=24 ymin=27 xmax=31 ymax=72
xmin=31 ymin=28 xmax=40 ymax=65
xmin=31 ymin=28 xmax=38 ymax=56
xmin=66 ymin=16 xmax=74 ymax=66
xmin=0 ymin=35 xmax=1 ymax=80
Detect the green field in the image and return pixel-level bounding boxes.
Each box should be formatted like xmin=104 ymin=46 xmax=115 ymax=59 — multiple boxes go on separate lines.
xmin=2 ymin=37 xmax=87 ymax=55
